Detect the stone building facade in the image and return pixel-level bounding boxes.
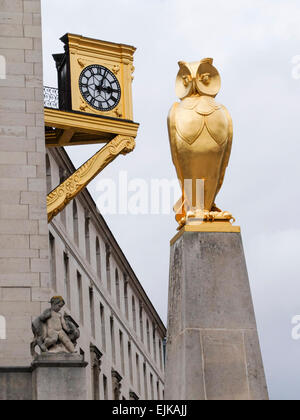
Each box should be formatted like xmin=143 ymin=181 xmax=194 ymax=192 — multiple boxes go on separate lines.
xmin=0 ymin=0 xmax=166 ymax=400
xmin=46 ymin=147 xmax=166 ymax=400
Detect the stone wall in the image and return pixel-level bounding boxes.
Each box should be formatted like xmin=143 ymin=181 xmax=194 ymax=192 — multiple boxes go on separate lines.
xmin=0 ymin=0 xmax=50 ymax=366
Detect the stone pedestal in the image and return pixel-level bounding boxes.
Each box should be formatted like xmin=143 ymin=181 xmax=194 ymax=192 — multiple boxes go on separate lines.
xmin=165 ymin=229 xmax=268 ymax=400
xmin=31 ymin=353 xmax=88 ymax=400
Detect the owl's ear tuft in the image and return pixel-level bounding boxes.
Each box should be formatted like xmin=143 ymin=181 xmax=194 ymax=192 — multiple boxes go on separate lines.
xmin=178 ymin=60 xmax=187 ymax=68
xmin=201 ymin=58 xmax=213 ymax=65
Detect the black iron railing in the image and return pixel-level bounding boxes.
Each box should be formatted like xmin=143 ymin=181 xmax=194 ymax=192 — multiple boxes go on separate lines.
xmin=44 ymin=86 xmax=59 ymax=109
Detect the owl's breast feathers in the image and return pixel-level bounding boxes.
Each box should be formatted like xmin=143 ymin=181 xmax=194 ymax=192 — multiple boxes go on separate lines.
xmin=174 ymin=96 xmax=229 ymax=147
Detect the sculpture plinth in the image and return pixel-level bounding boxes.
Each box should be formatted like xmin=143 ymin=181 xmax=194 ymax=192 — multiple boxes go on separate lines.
xmin=165 ymin=230 xmax=268 ymax=400
xmin=32 ymin=353 xmax=88 ymax=400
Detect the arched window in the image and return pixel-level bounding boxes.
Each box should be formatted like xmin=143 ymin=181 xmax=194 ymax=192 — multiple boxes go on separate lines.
xmin=73 ymin=201 xmax=79 ymax=245
xmin=85 ymin=213 xmax=90 ymax=262
xmin=96 ymin=237 xmax=101 ymax=280
xmin=132 ymin=296 xmax=136 ymax=331
xmin=46 ymin=154 xmax=51 ymax=194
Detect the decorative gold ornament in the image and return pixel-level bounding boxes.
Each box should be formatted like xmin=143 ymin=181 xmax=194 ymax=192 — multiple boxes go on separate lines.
xmin=47 ymin=135 xmax=135 ymax=222
xmin=168 ymin=58 xmax=234 ymax=229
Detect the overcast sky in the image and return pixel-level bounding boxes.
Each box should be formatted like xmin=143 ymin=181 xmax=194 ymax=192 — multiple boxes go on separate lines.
xmin=41 ymin=0 xmax=300 ymax=400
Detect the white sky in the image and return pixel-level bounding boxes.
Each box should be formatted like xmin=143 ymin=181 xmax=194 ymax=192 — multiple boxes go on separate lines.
xmin=41 ymin=0 xmax=300 ymax=400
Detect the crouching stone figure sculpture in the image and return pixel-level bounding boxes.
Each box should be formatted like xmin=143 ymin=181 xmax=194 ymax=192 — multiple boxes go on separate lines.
xmin=31 ymin=296 xmax=80 ymax=357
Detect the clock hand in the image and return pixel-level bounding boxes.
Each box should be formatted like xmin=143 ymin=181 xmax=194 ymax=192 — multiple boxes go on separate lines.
xmin=99 ymin=70 xmax=108 ymax=91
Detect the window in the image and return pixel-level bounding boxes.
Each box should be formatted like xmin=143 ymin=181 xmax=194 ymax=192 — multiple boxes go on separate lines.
xmin=124 ymin=276 xmax=129 ymax=320
xmin=128 ymin=341 xmax=133 ymax=384
xmin=77 ymin=271 xmax=83 ymax=325
xmin=49 ymin=233 xmax=56 ymax=291
xmin=139 ymin=303 xmax=144 ymax=343
xmin=63 ymin=252 xmax=70 ymax=306
xmin=146 ymin=320 xmax=150 ymax=353
xmin=143 ymin=363 xmax=148 ymax=400
xmin=150 ymin=373 xmax=154 ymax=400
xmin=159 ymin=340 xmax=163 ymax=371
xmin=91 ymin=347 xmax=100 ymax=401
xmin=119 ymin=330 xmax=125 ymax=374
xmin=85 ymin=214 xmax=90 ymax=262
xmin=106 ymin=244 xmax=111 ymax=293
xmin=153 ymin=323 xmax=157 ymax=362
xmin=116 ymin=269 xmax=120 ymax=308
xmin=73 ymin=201 xmax=79 ymax=246
xmin=110 ymin=316 xmax=116 ymax=364
xmin=89 ymin=287 xmax=95 ymax=338
xmin=132 ymin=296 xmax=136 ymax=331
xmin=96 ymin=237 xmax=101 ymax=280
xmin=103 ymin=375 xmax=108 ymax=400
xmin=46 ymin=154 xmax=51 ymax=194
xmin=157 ymin=381 xmax=160 ymax=400
xmin=136 ymin=353 xmax=141 ymax=394
xmin=59 ymin=167 xmax=66 ymax=226
xmin=100 ymin=303 xmax=106 ymax=351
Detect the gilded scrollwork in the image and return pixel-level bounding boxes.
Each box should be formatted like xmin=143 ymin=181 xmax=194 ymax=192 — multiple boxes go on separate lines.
xmin=47 ymin=135 xmax=136 ymax=222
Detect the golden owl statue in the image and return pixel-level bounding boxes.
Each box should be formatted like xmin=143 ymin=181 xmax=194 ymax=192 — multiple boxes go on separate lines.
xmin=168 ymin=58 xmax=234 ymax=228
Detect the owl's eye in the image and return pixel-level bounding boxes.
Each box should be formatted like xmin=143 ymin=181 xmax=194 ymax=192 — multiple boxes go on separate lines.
xmin=182 ymin=75 xmax=191 ymax=87
xmin=199 ymin=73 xmax=211 ymax=85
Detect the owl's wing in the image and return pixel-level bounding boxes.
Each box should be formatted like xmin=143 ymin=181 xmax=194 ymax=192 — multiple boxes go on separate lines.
xmin=167 ymin=102 xmax=179 ymax=167
xmin=215 ymin=105 xmax=233 ymax=196
xmin=168 ymin=102 xmax=187 ymax=219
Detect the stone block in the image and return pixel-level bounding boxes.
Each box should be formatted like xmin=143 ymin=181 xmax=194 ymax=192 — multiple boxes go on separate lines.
xmin=0 ymin=112 xmax=35 ymax=127
xmin=0 ymin=257 xmax=29 ymax=273
xmin=0 ymin=219 xmax=38 ymax=235
xmin=31 ymin=287 xmax=51 ymax=302
xmin=0 ymin=204 xmax=28 ymax=219
xmin=24 ymin=1 xmax=41 ymax=13
xmin=0 ymin=48 xmax=24 ymax=63
xmin=7 ymin=62 xmax=33 ymax=75
xmin=0 ymin=0 xmax=23 ymax=12
xmin=0 ymin=177 xmax=28 ymax=191
xmin=28 ymin=178 xmax=46 ymax=192
xmin=29 ymin=234 xmax=48 ymax=250
xmin=0 ymin=235 xmax=29 ymax=250
xmin=0 ymin=86 xmax=35 ymax=100
xmin=244 ymin=330 xmax=269 ymax=400
xmin=0 ymin=24 xmax=23 ymax=37
xmin=0 ymin=369 xmax=33 ymax=400
xmin=0 ymin=36 xmax=33 ymax=49
xmin=24 ymin=25 xmax=41 ymax=39
xmin=0 ymin=99 xmax=26 ymax=112
xmin=0 ymin=301 xmax=40 ymax=316
xmin=0 ymin=74 xmax=25 ymax=87
xmin=30 ymin=258 xmax=49 ymax=273
xmin=27 ymin=151 xmax=45 ymax=165
xmin=0 ymin=273 xmax=39 ymax=287
xmin=201 ymin=330 xmax=249 ymax=400
xmin=32 ymin=353 xmax=88 ymax=400
xmin=2 ymin=287 xmax=31 ymax=301
xmin=0 ymin=191 xmax=20 ymax=204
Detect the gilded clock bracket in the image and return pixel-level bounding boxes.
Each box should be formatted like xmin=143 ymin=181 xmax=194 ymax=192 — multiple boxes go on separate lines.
xmin=58 ymin=128 xmax=76 ymax=146
xmin=47 ymin=135 xmax=136 ymax=223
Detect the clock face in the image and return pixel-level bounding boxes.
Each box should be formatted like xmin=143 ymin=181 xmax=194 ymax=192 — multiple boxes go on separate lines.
xmin=79 ymin=65 xmax=121 ymax=112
